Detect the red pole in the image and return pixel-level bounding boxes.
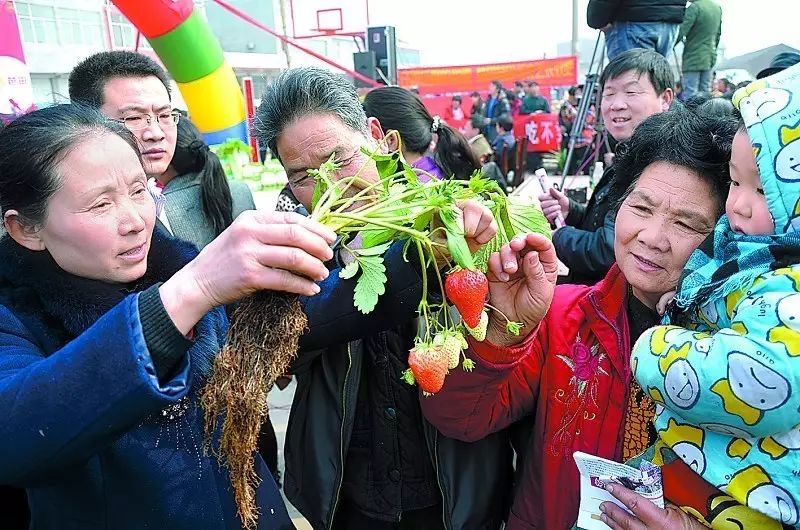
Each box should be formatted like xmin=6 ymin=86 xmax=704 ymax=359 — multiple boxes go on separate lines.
xmin=210 ymin=0 xmax=380 ymax=88
xmin=242 ymin=76 xmax=259 ymax=163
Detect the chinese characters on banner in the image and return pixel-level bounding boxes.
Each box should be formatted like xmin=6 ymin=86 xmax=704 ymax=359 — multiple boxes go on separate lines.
xmin=398 ymin=56 xmax=577 ymax=95
xmin=513 ymin=113 xmax=561 ymax=153
xmin=0 ymin=0 xmax=35 ymax=124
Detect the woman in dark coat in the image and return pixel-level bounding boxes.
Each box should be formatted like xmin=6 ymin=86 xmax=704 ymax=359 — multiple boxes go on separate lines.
xmin=0 ymin=104 xmax=336 ymax=530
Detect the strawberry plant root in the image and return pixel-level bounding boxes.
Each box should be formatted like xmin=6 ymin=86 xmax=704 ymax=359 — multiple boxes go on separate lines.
xmin=201 ymin=290 xmax=307 ymax=530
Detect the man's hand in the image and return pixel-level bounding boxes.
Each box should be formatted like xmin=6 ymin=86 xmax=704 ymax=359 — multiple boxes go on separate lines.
xmin=538 ymin=187 xmax=569 ymax=225
xmin=600 ymin=484 xmax=708 ymax=530
xmin=432 ymin=200 xmax=498 ymax=268
xmin=484 ymin=233 xmax=558 ymax=347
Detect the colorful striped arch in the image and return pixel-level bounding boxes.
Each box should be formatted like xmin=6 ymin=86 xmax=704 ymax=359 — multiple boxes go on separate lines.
xmin=112 ymin=0 xmax=247 ymax=145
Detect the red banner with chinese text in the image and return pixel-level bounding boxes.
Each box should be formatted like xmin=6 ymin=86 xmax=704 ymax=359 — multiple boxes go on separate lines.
xmin=513 ymin=113 xmax=560 ymax=153
xmin=399 ymin=56 xmax=577 ymax=95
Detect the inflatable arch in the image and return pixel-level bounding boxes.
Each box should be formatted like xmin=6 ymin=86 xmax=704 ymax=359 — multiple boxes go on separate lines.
xmin=112 ymin=0 xmax=247 ymax=145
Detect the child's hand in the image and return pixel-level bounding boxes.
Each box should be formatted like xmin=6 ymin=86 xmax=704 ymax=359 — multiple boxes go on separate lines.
xmin=657 ymin=291 xmax=676 ymax=317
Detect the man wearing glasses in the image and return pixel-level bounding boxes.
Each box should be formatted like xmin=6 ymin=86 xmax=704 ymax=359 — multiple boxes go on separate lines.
xmin=68 ymin=51 xmax=178 ymax=178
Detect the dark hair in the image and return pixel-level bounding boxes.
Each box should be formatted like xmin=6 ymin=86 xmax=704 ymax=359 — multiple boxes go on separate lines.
xmin=568 ymin=85 xmax=578 ymax=97
xmin=497 ymin=116 xmax=514 ymax=132
xmin=612 ymin=106 xmax=736 ymax=214
xmin=491 ymin=80 xmax=503 ymax=91
xmin=470 ymin=91 xmax=481 ymax=98
xmin=362 ymin=86 xmax=480 ymax=180
xmin=256 ymin=67 xmax=367 ymax=158
xmin=599 ymin=48 xmax=674 ymax=95
xmin=0 ymin=104 xmax=140 ymax=227
xmin=452 ymin=95 xmax=462 ymax=102
xmin=527 ymin=81 xmax=540 ymax=88
xmin=504 ymin=89 xmax=517 ymax=103
xmin=684 ymin=94 xmax=735 ymax=118
xmin=169 ymin=118 xmax=234 ymax=236
xmin=69 ymin=51 xmax=171 ymax=108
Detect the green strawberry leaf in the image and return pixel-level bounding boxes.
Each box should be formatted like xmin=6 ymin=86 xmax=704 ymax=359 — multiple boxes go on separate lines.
xmin=362 ymin=228 xmax=396 ymax=248
xmin=507 ymin=196 xmax=552 ymax=240
xmin=462 ymin=358 xmax=476 ymax=372
xmin=354 ymin=254 xmax=387 ymax=314
xmin=339 ymin=260 xmax=359 ymax=279
xmin=355 ymin=242 xmax=392 ymax=256
xmin=401 ymin=368 xmax=416 ymax=386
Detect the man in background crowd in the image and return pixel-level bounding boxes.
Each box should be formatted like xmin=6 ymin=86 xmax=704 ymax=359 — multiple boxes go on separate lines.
xmin=520 ymin=81 xmax=551 ymax=115
xmin=678 ymin=0 xmax=723 ymax=99
xmin=587 ymin=0 xmax=686 ymax=60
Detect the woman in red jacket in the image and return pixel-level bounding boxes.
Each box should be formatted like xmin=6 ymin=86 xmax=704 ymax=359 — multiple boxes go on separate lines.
xmin=422 ymin=108 xmax=737 ymax=530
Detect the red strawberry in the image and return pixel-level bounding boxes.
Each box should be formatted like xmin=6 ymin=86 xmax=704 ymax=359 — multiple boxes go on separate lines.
xmin=444 ymin=269 xmax=488 ymax=328
xmin=404 ymin=343 xmax=448 ymax=395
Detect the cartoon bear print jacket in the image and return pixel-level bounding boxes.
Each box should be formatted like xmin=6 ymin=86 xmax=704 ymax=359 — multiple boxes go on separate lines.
xmin=633 ymin=63 xmax=800 ymax=529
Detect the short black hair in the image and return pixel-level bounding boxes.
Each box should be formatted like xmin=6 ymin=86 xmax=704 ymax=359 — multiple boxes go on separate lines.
xmin=491 ymin=80 xmax=503 ymax=91
xmin=452 ymin=95 xmax=462 ymax=102
xmin=470 ymin=91 xmax=481 ymax=98
xmin=599 ymin=48 xmax=674 ymax=95
xmin=497 ymin=116 xmax=514 ymax=132
xmin=568 ymin=85 xmax=578 ymax=97
xmin=612 ymin=105 xmax=736 ymax=215
xmin=527 ymin=80 xmax=540 ymax=87
xmin=69 ymin=51 xmax=171 ymax=107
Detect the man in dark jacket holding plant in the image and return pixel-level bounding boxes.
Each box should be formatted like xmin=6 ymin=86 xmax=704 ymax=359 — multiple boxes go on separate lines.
xmin=679 ymin=0 xmax=723 ymax=99
xmin=587 ymin=0 xmax=686 ymax=60
xmin=257 ymin=66 xmax=517 ymax=530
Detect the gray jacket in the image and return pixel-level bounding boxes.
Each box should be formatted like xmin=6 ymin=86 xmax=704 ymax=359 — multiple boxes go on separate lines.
xmin=162 ymin=172 xmax=256 ymax=250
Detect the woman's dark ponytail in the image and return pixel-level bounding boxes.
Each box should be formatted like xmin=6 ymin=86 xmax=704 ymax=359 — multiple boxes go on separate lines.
xmin=170 ymin=119 xmax=233 ymax=236
xmin=363 ymin=86 xmax=480 ymax=180
xmin=432 ymin=122 xmax=481 ymax=180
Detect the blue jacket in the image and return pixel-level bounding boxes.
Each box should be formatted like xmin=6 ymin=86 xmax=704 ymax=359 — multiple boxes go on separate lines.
xmin=0 ymin=232 xmax=293 ymax=530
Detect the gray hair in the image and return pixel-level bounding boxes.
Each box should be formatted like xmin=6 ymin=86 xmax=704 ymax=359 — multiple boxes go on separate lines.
xmin=255 ymin=67 xmax=369 ymax=158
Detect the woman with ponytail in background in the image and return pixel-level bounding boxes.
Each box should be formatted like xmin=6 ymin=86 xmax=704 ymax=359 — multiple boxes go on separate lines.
xmin=362 ymin=86 xmax=481 ymax=181
xmin=159 ymin=118 xmax=256 ymax=250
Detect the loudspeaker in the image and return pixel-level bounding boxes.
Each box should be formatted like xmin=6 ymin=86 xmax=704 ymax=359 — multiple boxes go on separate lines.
xmin=353 ymin=51 xmax=377 ymax=88
xmin=366 ymin=26 xmax=397 ymax=85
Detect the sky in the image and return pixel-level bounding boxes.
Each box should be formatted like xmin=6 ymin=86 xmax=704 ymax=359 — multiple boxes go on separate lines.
xmin=364 ymin=0 xmax=800 ymax=66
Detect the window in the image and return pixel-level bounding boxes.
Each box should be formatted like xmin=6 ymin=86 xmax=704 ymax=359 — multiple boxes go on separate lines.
xmin=57 ymin=7 xmax=103 ymax=46
xmin=15 ymin=2 xmax=59 ymax=44
xmin=110 ymin=12 xmax=151 ymax=49
xmin=15 ymin=2 xmax=103 ymax=47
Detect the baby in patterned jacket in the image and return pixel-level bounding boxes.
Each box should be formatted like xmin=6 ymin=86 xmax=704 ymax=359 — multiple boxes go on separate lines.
xmin=632 ymin=64 xmax=800 ymax=529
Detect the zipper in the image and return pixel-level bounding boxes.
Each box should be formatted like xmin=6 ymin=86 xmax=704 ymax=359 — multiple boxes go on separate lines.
xmin=431 ymin=430 xmax=450 ymax=530
xmin=588 ymin=292 xmax=623 ymax=363
xmin=328 ymin=342 xmax=354 ymax=529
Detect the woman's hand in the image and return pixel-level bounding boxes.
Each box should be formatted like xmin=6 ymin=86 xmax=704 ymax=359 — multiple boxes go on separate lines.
xmin=160 ymin=211 xmax=336 ymax=333
xmin=600 ymin=484 xmax=708 ymax=530
xmin=484 ymin=233 xmax=559 ymax=347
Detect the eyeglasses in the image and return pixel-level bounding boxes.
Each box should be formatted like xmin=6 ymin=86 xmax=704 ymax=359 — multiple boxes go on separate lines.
xmin=114 ymin=111 xmax=181 ymax=131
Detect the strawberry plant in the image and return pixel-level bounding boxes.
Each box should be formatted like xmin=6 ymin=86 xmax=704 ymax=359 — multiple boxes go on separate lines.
xmin=309 ymin=134 xmax=550 ymax=388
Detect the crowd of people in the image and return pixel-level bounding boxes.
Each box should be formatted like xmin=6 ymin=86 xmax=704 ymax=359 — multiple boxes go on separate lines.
xmin=2 ymin=1 xmax=800 ymax=529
